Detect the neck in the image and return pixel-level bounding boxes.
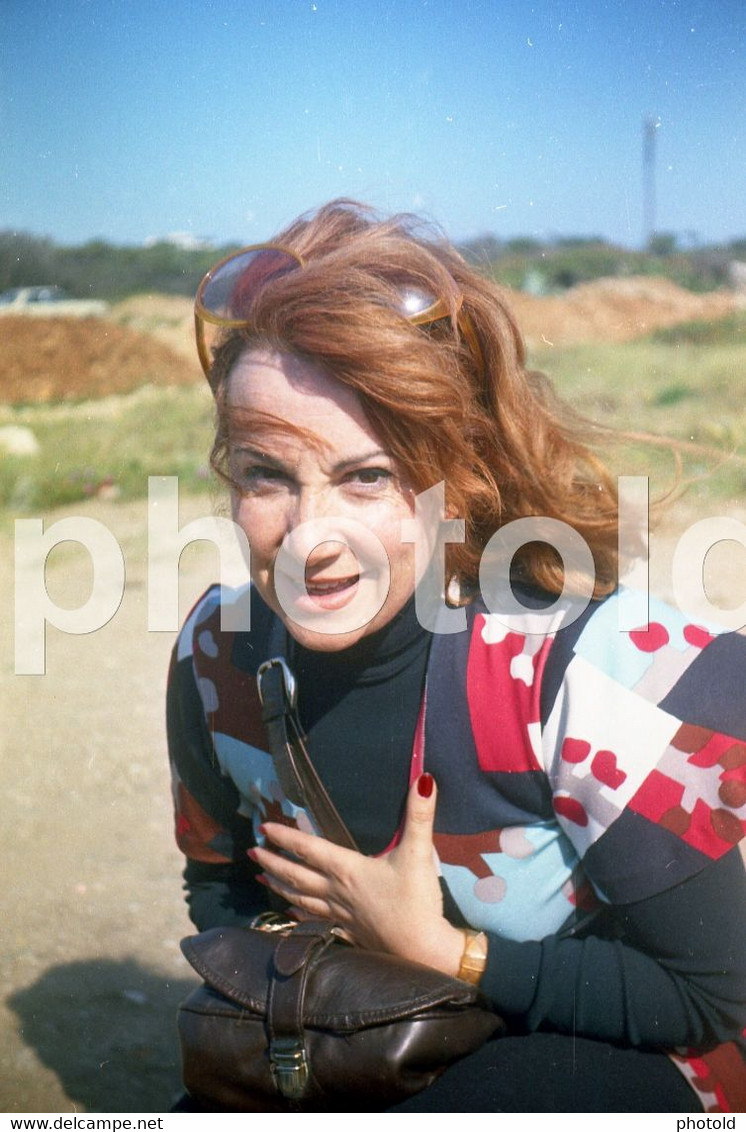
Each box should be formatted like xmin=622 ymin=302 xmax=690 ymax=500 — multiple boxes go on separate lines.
xmin=291 ymin=596 xmax=430 ymax=726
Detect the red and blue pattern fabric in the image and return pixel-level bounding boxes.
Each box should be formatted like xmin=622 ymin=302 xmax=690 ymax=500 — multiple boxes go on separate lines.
xmin=169 ymin=582 xmax=746 ymax=1111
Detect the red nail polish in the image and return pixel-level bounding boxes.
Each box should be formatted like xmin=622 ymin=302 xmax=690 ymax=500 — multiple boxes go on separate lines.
xmin=255 ymin=874 xmax=269 ymax=887
xmin=247 ymin=848 xmax=258 ymax=861
xmin=417 ymin=773 xmax=434 ymax=798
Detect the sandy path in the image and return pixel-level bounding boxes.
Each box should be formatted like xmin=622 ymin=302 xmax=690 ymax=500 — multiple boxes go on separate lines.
xmin=1 ymin=491 xmax=744 ymax=1112
xmin=1 ymin=495 xmax=217 ymax=1113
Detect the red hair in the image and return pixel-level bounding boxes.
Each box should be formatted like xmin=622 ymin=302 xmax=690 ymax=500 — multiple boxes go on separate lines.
xmin=208 ymin=200 xmax=627 ymax=597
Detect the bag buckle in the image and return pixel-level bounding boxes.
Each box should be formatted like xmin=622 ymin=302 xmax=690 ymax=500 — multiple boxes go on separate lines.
xmin=248 ymin=911 xmax=298 ymax=934
xmin=269 ymin=1037 xmax=309 ymax=1100
xmin=257 ymin=656 xmax=297 ymax=709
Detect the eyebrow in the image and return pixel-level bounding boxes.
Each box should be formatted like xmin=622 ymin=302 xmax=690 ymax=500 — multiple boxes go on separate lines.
xmin=231 ymin=444 xmax=392 ymax=475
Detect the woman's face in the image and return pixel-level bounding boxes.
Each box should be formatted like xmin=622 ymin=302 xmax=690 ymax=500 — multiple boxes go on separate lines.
xmin=226 ymin=349 xmax=419 ymax=651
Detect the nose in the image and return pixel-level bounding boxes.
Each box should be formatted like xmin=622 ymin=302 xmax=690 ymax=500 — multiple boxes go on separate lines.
xmin=287 ymin=485 xmax=339 ymax=530
xmin=283 ymin=488 xmax=355 ymax=572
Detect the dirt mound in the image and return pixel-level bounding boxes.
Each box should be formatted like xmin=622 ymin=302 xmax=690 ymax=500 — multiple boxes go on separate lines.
xmin=112 ymin=293 xmax=193 ymax=323
xmin=1 ymin=278 xmax=739 ymax=407
xmin=110 ymin=294 xmax=196 ymax=360
xmin=507 ymin=275 xmax=738 ymax=347
xmin=0 ymin=315 xmax=200 ymax=405
xmin=115 ymin=277 xmax=738 ymax=351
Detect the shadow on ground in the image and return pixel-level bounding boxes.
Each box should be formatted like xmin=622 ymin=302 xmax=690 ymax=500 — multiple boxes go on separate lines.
xmin=7 ymin=958 xmax=197 ymax=1113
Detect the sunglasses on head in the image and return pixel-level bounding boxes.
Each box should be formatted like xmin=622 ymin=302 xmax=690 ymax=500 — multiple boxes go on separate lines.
xmin=194 ymin=243 xmax=480 ymax=385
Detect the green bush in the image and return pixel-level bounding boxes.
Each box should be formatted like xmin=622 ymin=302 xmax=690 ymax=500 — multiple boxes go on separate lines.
xmin=650 ymin=313 xmax=746 ymax=346
xmin=458 ymin=236 xmax=738 ymax=294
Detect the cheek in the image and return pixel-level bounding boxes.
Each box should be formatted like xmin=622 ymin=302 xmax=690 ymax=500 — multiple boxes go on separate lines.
xmin=232 ymin=497 xmax=282 ymax=563
xmin=370 ymin=507 xmax=417 ymax=587
xmin=389 ymin=541 xmax=418 ymax=592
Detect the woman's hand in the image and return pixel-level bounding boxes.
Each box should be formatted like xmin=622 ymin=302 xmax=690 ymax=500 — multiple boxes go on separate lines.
xmin=248 ymin=773 xmax=465 ymax=976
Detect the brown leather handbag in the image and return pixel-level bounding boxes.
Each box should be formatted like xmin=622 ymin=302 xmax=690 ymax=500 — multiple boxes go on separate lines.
xmin=178 ymin=914 xmax=504 ymax=1112
xmin=176 ymin=652 xmax=505 ymax=1111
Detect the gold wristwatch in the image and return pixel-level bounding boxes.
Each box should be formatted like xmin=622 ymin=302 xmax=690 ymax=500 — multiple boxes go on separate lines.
xmin=457 ymin=929 xmax=488 ymax=985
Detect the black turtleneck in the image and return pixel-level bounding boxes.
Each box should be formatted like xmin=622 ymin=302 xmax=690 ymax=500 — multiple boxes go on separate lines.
xmin=292 ymin=596 xmax=432 ymax=856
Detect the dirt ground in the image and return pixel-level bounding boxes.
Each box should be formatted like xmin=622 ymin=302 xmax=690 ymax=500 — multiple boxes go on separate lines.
xmin=1 ymin=279 xmax=745 ymax=1113
xmin=506 ymin=274 xmax=739 ymax=347
xmin=0 ymin=276 xmax=741 ymax=406
xmin=0 ymin=495 xmax=219 ymax=1113
xmin=0 ymin=314 xmax=201 ymax=405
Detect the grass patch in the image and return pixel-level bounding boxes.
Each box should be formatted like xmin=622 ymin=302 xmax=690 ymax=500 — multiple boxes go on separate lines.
xmin=1 ymin=324 xmax=744 ymax=520
xmin=529 ymin=335 xmax=746 ymax=501
xmin=652 ymin=383 xmax=694 ymax=407
xmin=0 ymin=384 xmax=218 ymax=514
xmin=649 ymin=312 xmax=746 ymax=346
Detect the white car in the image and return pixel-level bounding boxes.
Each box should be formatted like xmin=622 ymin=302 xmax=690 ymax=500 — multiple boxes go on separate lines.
xmin=0 ymin=285 xmax=109 ymax=317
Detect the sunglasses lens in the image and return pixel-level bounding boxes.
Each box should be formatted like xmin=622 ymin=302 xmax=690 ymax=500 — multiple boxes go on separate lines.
xmin=396 ymin=286 xmax=446 ymax=324
xmin=200 ymin=247 xmax=301 ymax=321
xmin=195 ymin=245 xmax=469 ymax=383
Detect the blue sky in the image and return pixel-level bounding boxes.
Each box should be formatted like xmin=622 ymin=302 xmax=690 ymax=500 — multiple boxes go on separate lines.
xmin=2 ymin=0 xmax=744 ymax=249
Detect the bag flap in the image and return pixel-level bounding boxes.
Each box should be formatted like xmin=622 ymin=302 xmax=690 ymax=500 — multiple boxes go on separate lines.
xmin=180 ymin=925 xmax=486 ymax=1029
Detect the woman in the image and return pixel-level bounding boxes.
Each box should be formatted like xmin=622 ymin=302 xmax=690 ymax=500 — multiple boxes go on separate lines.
xmin=168 ymin=200 xmax=746 ymax=1112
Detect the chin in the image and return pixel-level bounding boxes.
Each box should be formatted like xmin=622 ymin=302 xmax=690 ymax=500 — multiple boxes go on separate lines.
xmin=261 ymin=581 xmax=414 ymax=653
xmin=283 ymin=618 xmax=381 ymax=653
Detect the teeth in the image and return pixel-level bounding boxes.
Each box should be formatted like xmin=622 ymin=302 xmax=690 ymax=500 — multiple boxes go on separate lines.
xmin=306 ymin=577 xmax=357 ymax=594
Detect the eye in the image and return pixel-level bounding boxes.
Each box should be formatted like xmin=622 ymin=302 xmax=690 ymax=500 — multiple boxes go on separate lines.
xmin=343 ymin=467 xmax=394 ymax=490
xmin=233 ymin=462 xmax=289 ymax=491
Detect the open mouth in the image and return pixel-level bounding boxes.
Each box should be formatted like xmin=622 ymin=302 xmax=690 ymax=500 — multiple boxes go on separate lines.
xmin=295 ymin=569 xmax=362 ymax=612
xmin=304 ymin=573 xmax=360 ymax=602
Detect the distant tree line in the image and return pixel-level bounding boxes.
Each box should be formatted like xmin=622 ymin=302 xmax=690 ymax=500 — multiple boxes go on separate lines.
xmin=0 ymin=232 xmax=238 ymax=301
xmin=0 ymin=229 xmax=744 ymax=301
xmin=460 ymin=232 xmax=746 ymax=294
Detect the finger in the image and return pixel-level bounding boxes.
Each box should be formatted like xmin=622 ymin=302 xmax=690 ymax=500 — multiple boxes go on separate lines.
xmin=265 ymin=880 xmax=332 ymax=920
xmin=289 ymin=906 xmax=356 ymax=943
xmin=249 ymin=845 xmax=329 ymax=897
xmin=259 ymin=874 xmax=342 ymax=923
xmin=289 ymin=905 xmax=311 ymax=922
xmin=258 ymin=822 xmax=319 ymax=859
xmin=259 ymin=822 xmax=355 ymax=871
xmin=399 ymin=773 xmax=438 ymax=854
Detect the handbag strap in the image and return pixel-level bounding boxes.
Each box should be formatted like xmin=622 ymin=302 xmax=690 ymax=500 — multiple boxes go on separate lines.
xmin=256 ymin=622 xmax=359 ymax=853
xmin=266 ymin=920 xmax=337 ymax=1101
